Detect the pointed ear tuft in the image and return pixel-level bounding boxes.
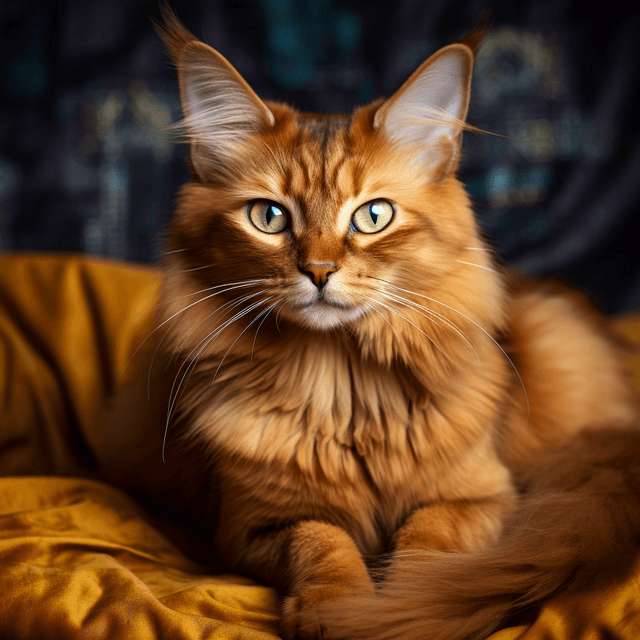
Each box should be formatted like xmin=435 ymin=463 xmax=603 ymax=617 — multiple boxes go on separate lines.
xmin=155 ymin=3 xmax=274 ymax=182
xmin=457 ymin=10 xmax=492 ymax=56
xmin=374 ymin=30 xmax=483 ymax=180
xmin=153 ymin=2 xmax=198 ymax=66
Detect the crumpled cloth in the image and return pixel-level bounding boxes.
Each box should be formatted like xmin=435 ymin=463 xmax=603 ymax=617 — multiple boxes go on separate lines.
xmin=0 ymin=252 xmax=639 ymax=639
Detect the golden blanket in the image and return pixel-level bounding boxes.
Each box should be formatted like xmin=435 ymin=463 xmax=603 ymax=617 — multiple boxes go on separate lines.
xmin=1 ymin=253 xmax=639 ymax=639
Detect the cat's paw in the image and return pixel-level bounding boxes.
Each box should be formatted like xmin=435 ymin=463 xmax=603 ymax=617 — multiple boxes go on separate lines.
xmin=279 ymin=584 xmax=337 ymax=640
xmin=280 ymin=581 xmax=371 ymax=640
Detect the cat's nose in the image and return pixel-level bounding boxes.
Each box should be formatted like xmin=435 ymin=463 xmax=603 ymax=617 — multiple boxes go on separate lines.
xmin=300 ymin=262 xmax=338 ymax=289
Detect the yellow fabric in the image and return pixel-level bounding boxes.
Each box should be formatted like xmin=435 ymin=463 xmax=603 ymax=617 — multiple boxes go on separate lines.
xmin=0 ymin=477 xmax=278 ymax=639
xmin=0 ymin=252 xmax=639 ymax=639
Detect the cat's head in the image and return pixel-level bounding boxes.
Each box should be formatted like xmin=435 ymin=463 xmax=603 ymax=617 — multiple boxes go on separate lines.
xmin=157 ymin=9 xmax=504 ymax=369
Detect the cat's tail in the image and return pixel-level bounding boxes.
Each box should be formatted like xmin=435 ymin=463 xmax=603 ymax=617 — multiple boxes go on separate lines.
xmin=316 ymin=427 xmax=640 ymax=640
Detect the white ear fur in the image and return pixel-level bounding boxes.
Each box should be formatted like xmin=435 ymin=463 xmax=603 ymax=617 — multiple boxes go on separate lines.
xmin=177 ymin=42 xmax=274 ymax=180
xmin=374 ymin=44 xmax=474 ymax=178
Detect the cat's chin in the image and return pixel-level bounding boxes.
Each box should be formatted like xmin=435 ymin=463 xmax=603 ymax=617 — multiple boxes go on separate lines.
xmin=292 ymin=300 xmax=366 ymax=331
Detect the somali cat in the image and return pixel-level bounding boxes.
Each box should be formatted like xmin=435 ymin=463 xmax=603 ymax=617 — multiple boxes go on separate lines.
xmin=96 ymin=8 xmax=640 ymax=640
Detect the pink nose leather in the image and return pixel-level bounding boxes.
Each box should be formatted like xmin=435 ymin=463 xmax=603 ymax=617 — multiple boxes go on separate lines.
xmin=301 ymin=263 xmax=338 ymax=288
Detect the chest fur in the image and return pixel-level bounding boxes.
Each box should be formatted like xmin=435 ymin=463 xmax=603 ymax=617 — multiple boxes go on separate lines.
xmin=178 ymin=335 xmax=511 ymax=554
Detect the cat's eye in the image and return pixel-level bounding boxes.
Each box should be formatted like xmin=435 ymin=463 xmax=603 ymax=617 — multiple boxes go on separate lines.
xmin=248 ymin=200 xmax=289 ymax=234
xmin=351 ymin=200 xmax=394 ymax=234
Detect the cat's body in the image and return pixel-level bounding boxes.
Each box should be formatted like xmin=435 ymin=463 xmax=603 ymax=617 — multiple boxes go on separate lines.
xmin=96 ymin=9 xmax=640 ymax=640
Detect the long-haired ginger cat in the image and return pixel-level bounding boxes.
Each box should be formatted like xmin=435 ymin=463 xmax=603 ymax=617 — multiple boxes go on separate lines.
xmin=97 ymin=8 xmax=640 ymax=640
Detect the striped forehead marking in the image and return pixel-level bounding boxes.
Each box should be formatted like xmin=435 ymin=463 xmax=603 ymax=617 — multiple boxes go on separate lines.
xmin=293 ymin=115 xmax=353 ymax=219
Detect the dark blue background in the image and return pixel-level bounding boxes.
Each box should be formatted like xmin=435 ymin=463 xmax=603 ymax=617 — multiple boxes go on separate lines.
xmin=1 ymin=0 xmax=638 ymax=313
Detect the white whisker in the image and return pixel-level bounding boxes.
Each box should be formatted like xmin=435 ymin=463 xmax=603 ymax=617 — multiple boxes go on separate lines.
xmin=275 ymin=298 xmax=292 ymax=333
xmin=167 ymin=296 xmax=267 ymax=415
xmin=359 ymin=297 xmax=399 ymax=337
xmin=174 ymin=264 xmax=216 ymax=273
xmin=119 ymin=279 xmax=269 ymax=386
xmin=379 ymin=290 xmax=481 ymax=363
xmin=163 ymin=296 xmax=272 ymax=461
xmin=251 ymin=300 xmax=280 ymax=360
xmin=370 ymin=297 xmax=445 ymax=357
xmin=211 ymin=297 xmax=275 ymax=385
xmin=174 ymin=279 xmax=269 ymax=300
xmin=147 ymin=328 xmax=169 ymax=402
xmin=372 ymin=277 xmax=529 ymax=415
xmin=173 ymin=289 xmax=274 ymax=367
xmin=456 ymin=260 xmax=499 ymax=274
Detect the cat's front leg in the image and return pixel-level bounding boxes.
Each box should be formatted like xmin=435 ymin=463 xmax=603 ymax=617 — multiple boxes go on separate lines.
xmin=393 ymin=493 xmax=513 ymax=556
xmin=280 ymin=520 xmax=375 ymax=640
xmin=218 ymin=517 xmax=374 ymax=639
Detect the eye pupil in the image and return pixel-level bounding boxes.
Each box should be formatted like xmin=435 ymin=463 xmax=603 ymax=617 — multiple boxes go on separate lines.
xmin=351 ymin=199 xmax=394 ymax=234
xmin=369 ymin=204 xmax=381 ymax=225
xmin=249 ymin=200 xmax=288 ymax=233
xmin=265 ymin=205 xmax=281 ymax=226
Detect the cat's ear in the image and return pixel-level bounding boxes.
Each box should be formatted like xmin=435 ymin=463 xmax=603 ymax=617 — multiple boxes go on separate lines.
xmin=155 ymin=6 xmax=274 ymax=181
xmin=374 ymin=22 xmax=487 ymax=180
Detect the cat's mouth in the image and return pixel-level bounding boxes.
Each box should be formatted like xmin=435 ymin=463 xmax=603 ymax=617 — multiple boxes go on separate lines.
xmin=293 ymin=298 xmax=353 ymax=310
xmin=288 ymin=295 xmax=365 ymax=330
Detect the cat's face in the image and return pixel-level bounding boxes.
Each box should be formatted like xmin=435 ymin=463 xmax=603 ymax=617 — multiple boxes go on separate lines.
xmin=159 ymin=12 xmax=502 ymax=357
xmin=169 ymin=103 xmax=481 ymax=333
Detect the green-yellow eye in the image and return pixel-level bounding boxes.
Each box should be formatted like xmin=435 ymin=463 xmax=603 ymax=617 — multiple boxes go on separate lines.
xmin=351 ymin=200 xmax=394 ymax=233
xmin=248 ymin=201 xmax=289 ymax=234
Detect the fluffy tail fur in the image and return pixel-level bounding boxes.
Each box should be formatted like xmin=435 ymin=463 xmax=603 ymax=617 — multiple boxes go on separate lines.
xmin=316 ymin=427 xmax=640 ymax=640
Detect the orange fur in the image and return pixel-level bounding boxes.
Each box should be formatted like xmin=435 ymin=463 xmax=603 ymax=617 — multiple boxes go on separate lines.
xmin=99 ymin=8 xmax=640 ymax=640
